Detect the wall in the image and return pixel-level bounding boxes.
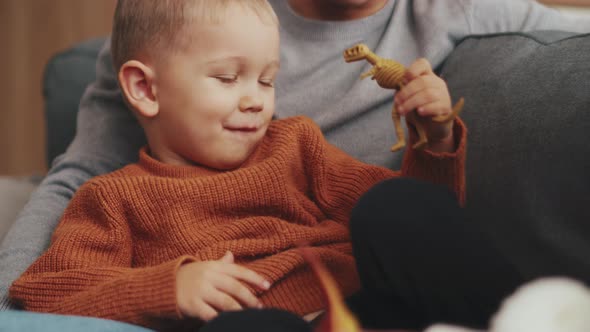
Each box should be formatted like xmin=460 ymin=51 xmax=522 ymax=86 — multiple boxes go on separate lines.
xmin=0 ymin=0 xmax=116 ymax=176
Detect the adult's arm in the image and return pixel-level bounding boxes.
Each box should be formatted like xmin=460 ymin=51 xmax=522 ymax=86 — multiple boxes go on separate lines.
xmin=0 ymin=39 xmax=145 ymax=310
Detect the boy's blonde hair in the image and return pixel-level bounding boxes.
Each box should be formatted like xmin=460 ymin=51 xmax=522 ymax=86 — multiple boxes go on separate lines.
xmin=111 ymin=0 xmax=278 ymax=70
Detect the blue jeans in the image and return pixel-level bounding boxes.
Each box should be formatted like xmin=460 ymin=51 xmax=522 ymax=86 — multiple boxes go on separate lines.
xmin=0 ymin=310 xmax=153 ymax=332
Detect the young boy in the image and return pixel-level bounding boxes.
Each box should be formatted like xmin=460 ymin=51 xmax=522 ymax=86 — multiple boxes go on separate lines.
xmin=9 ymin=0 xmax=466 ymax=330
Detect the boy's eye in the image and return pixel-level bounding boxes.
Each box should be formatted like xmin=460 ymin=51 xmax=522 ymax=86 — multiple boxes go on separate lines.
xmin=259 ymin=79 xmax=274 ymax=87
xmin=215 ymin=75 xmax=237 ymax=84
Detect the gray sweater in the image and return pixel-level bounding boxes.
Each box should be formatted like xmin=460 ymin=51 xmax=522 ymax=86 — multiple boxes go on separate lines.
xmin=2 ymin=0 xmax=589 ymax=310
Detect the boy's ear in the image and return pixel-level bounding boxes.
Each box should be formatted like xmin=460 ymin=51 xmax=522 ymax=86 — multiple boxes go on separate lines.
xmin=118 ymin=60 xmax=159 ymax=118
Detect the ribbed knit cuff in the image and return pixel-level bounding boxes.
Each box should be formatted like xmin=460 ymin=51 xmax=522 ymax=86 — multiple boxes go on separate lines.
xmin=9 ymin=256 xmax=196 ymax=327
xmin=402 ymin=117 xmax=467 ymax=204
xmin=414 ymin=117 xmax=467 ymax=158
xmin=111 ymin=255 xmax=196 ymax=322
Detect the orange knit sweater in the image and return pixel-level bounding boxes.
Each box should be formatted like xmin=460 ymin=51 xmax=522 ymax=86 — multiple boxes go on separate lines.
xmin=10 ymin=116 xmax=466 ymax=330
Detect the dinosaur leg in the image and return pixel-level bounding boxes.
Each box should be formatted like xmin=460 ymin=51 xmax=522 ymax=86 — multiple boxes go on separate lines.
xmin=390 ymin=105 xmax=406 ymax=152
xmin=432 ymin=97 xmax=465 ymax=123
xmin=360 ymin=67 xmax=377 ymax=80
xmin=412 ymin=119 xmax=428 ymax=150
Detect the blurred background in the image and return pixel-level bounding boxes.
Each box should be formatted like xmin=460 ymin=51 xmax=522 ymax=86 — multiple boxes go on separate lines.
xmin=0 ymin=0 xmax=116 ymax=176
xmin=0 ymin=0 xmax=588 ymax=176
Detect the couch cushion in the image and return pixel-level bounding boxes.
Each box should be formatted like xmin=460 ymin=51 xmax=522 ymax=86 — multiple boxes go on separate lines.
xmin=440 ymin=31 xmax=590 ymax=280
xmin=43 ymin=37 xmax=106 ymax=167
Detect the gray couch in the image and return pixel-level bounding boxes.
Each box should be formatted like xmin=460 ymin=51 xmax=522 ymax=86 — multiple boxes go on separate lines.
xmin=442 ymin=31 xmax=590 ymax=281
xmin=1 ymin=31 xmax=589 ymax=287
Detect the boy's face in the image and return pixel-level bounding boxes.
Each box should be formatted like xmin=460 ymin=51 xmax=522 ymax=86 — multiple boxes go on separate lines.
xmin=151 ymin=5 xmax=279 ymax=170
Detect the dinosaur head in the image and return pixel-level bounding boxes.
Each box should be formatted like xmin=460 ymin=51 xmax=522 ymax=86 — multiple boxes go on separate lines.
xmin=343 ymin=43 xmax=372 ymax=63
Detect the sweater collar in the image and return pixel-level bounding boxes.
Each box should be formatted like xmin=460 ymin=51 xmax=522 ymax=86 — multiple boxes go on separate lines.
xmin=137 ymin=143 xmax=268 ymax=179
xmin=137 ymin=147 xmax=223 ymax=178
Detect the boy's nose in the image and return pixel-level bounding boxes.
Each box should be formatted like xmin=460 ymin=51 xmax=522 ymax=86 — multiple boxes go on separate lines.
xmin=238 ymin=96 xmax=263 ymax=113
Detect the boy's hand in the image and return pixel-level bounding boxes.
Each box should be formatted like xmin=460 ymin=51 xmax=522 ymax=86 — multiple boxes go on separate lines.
xmin=394 ymin=58 xmax=455 ymax=152
xmin=176 ymin=251 xmax=270 ymax=321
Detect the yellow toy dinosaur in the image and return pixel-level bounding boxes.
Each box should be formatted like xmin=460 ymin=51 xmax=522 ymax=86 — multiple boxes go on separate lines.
xmin=343 ymin=43 xmax=464 ymax=152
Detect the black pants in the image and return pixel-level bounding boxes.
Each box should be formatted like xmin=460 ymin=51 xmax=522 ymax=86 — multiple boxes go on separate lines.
xmin=201 ymin=178 xmax=525 ymax=331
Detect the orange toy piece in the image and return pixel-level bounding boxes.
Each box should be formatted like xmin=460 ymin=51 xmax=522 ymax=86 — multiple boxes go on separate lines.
xmin=299 ymin=247 xmax=361 ymax=332
xmin=301 ymin=247 xmax=419 ymax=332
xmin=343 ymin=43 xmax=464 ymax=152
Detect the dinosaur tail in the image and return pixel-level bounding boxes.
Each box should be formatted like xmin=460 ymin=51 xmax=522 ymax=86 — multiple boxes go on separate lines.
xmin=432 ymin=97 xmax=465 ymax=123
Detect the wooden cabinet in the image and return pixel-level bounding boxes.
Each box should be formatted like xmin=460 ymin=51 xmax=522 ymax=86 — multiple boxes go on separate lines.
xmin=0 ymin=0 xmax=116 ymax=175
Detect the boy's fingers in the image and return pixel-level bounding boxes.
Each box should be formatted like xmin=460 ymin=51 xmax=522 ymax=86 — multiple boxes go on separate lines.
xmin=219 ymin=251 xmax=234 ymax=263
xmin=397 ymin=88 xmax=442 ymax=115
xmin=206 ymin=289 xmax=244 ymax=312
xmin=214 ymin=274 xmax=262 ymax=309
xmin=404 ymin=57 xmax=432 ymax=81
xmin=395 ymin=75 xmax=437 ymax=104
xmin=416 ymin=101 xmax=449 ymax=117
xmin=223 ymin=264 xmax=271 ymax=290
xmin=191 ymin=299 xmax=219 ymax=321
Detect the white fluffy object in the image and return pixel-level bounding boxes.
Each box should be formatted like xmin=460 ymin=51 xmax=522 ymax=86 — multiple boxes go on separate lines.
xmin=424 ymin=324 xmax=480 ymax=332
xmin=490 ymin=277 xmax=590 ymax=332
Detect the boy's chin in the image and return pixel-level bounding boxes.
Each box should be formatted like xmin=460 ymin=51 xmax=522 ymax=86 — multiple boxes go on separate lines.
xmin=213 ymin=161 xmax=245 ymax=171
xmin=211 ymin=154 xmax=253 ymax=171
